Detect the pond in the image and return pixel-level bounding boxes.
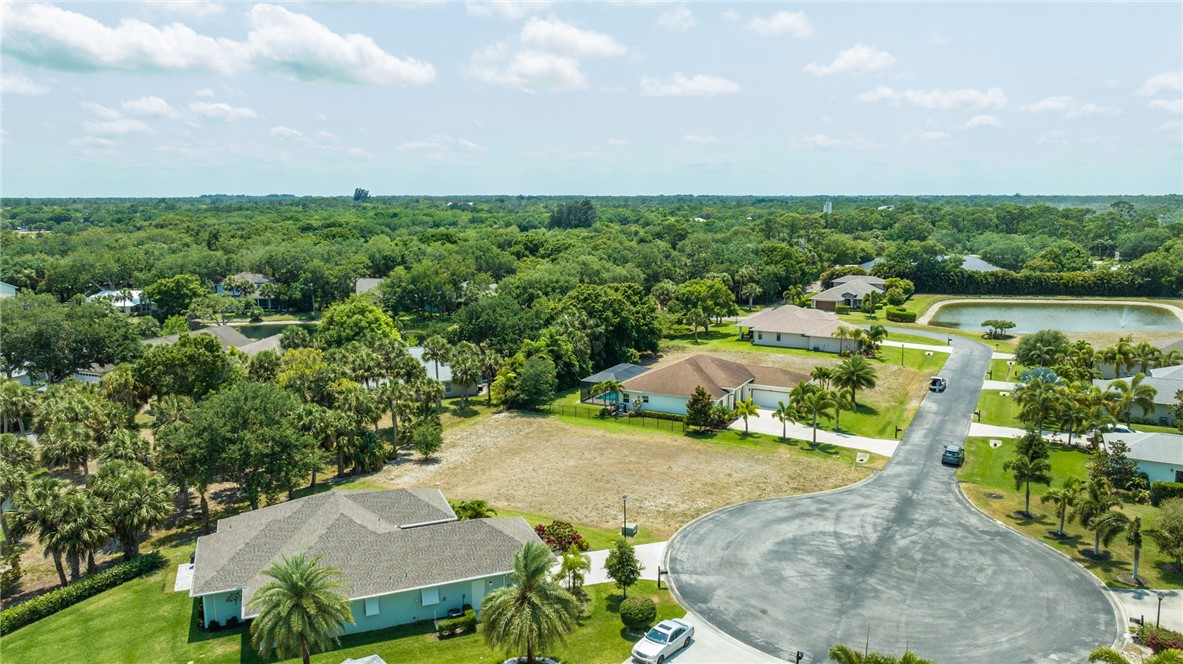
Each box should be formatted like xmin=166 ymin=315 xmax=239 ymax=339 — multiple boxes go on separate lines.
xmin=237 ymin=323 xmax=315 ymax=340
xmin=928 ymin=301 xmax=1183 ymax=334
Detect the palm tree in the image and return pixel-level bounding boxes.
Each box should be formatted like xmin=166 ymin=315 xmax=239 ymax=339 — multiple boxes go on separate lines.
xmin=331 ymin=380 xmax=380 ymax=477
xmin=8 ymin=476 xmax=71 ymax=587
xmin=54 ymin=488 xmax=110 ymax=581
xmin=831 ymin=324 xmax=855 ymax=354
xmin=734 ymin=398 xmax=759 ymax=434
xmin=151 ymin=394 xmax=193 ymax=432
xmin=248 ymin=553 xmax=355 ymax=664
xmin=297 ymin=404 xmax=347 ymax=488
xmin=98 ymin=428 xmax=153 ymax=467
xmin=772 ymin=401 xmax=798 ymax=440
xmin=1003 ymin=453 xmax=1052 ymax=518
xmin=1013 ymin=377 xmax=1066 ymax=433
xmin=480 ymin=347 xmax=505 ymax=407
xmin=834 ymin=355 xmax=877 ymax=408
xmin=829 ymin=644 xmax=935 ymax=664
xmin=864 ymin=324 xmax=888 ymax=354
xmin=1132 ymin=341 xmax=1161 ymax=375
xmin=833 ymin=387 xmax=856 ymax=433
xmin=1104 ymin=373 xmax=1158 ymax=427
xmin=1090 ymin=511 xmax=1130 ymax=557
xmin=1040 ymin=478 xmax=1081 ymax=537
xmin=1126 ymin=516 xmax=1143 ymax=582
xmin=0 ymin=440 xmax=33 ymax=544
xmin=1088 ymin=646 xmax=1183 ymax=663
xmin=40 ymin=422 xmax=96 ymax=476
xmin=795 ymin=387 xmax=836 ymax=447
xmin=0 ymin=378 xmax=35 ymax=434
xmin=810 ymin=366 xmax=834 ymax=390
xmin=782 ymin=285 xmax=805 ymax=306
xmin=421 ymin=335 xmax=450 ymax=385
xmin=453 ymin=499 xmax=497 ymax=520
xmin=686 ymin=307 xmax=710 ymax=342
xmin=1076 ymin=385 xmax=1115 ymax=448
xmin=861 ymin=290 xmax=882 ymax=317
xmin=481 ymin=541 xmax=581 ymax=664
xmin=592 ymin=379 xmax=623 ymax=408
xmin=450 ymin=341 xmax=484 ymax=411
xmin=1072 ymin=477 xmax=1123 ymax=556
xmin=740 ymin=282 xmax=762 ymax=310
xmin=89 ymin=460 xmax=172 ymax=560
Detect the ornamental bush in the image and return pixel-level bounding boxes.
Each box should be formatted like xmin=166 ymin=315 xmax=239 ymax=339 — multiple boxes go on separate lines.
xmin=835 ymin=304 xmax=851 ymax=314
xmin=619 ymin=597 xmax=657 ymax=630
xmin=534 ymin=520 xmax=589 ymax=553
xmin=437 ymin=608 xmax=478 ymax=637
xmin=0 ymin=551 xmax=166 ymax=633
xmin=886 ymin=308 xmax=917 ymax=323
xmin=1151 ymin=481 xmax=1183 ymax=506
xmin=1140 ymin=623 xmax=1183 ymax=653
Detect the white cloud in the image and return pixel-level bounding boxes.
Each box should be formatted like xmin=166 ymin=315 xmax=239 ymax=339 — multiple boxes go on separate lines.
xmin=270 ymin=125 xmax=304 ymax=140
xmin=929 ymin=35 xmax=948 ymax=46
xmin=1 ymin=72 xmax=50 ymax=95
xmin=465 ymin=1 xmax=552 ymax=20
xmin=84 ymin=118 xmax=154 ymax=135
xmin=245 ymin=4 xmax=435 ymax=86
xmin=143 ymin=1 xmax=225 ymax=18
xmin=804 ymin=44 xmax=895 ymax=77
xmin=962 ymin=114 xmax=1001 ymax=129
xmin=857 ymin=85 xmax=1007 ymax=110
xmin=1136 ymin=71 xmax=1182 ymax=97
xmin=908 ymin=130 xmax=951 ymax=143
xmin=1 ymin=2 xmax=248 ymax=74
xmin=193 ymin=88 xmax=215 ymax=98
xmin=792 ymin=133 xmax=876 ymax=150
xmin=81 ymin=102 xmax=122 ymax=120
xmin=397 ymin=133 xmax=482 ymax=152
xmin=682 ymin=134 xmax=719 ymax=144
xmin=640 ymin=72 xmax=739 ymax=97
xmin=720 ymin=9 xmax=740 ymax=23
xmin=1037 ymin=130 xmax=1068 ymax=145
xmin=188 ymin=101 xmax=258 ymax=121
xmin=519 ymin=17 xmax=627 ymax=58
xmin=467 ymin=42 xmax=586 ymax=92
xmin=606 ymin=137 xmax=630 ymax=146
xmin=1149 ymin=99 xmax=1183 ymax=114
xmin=1020 ymin=96 xmax=1118 ymax=119
xmin=71 ymin=135 xmax=117 ymax=149
xmin=1158 ymin=120 xmax=1183 ymax=133
xmin=0 ymin=2 xmax=435 ymax=87
xmin=122 ymin=95 xmax=180 ymax=118
xmin=657 ymin=7 xmax=696 ymax=31
xmin=315 ymin=130 xmax=336 ymax=140
xmin=745 ymin=11 xmax=812 ymax=38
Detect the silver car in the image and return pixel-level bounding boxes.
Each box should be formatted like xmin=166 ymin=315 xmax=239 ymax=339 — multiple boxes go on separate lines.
xmin=632 ymin=618 xmax=694 ymax=663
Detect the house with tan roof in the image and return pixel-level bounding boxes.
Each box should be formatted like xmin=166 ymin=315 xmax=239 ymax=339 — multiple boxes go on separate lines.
xmin=738 ymin=305 xmax=849 ymax=353
xmin=616 ymin=354 xmax=808 ymax=414
xmin=190 ymin=489 xmax=542 ymax=633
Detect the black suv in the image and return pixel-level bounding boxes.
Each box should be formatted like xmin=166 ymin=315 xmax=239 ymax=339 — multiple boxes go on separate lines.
xmin=941 ymin=445 xmax=965 ymax=466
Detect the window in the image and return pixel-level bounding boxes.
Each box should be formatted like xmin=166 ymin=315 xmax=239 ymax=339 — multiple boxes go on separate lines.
xmin=444 ymin=382 xmax=453 ymax=394
xmin=421 ymin=587 xmax=439 ymax=606
xmin=642 ymin=395 xmax=649 ymax=403
xmin=364 ymin=597 xmax=380 ymax=616
xmin=757 ymin=332 xmax=763 ymax=340
xmin=1176 ymin=470 xmax=1183 ymax=483
xmin=776 ymin=333 xmax=781 ymax=342
xmin=622 ymin=392 xmax=629 ymax=402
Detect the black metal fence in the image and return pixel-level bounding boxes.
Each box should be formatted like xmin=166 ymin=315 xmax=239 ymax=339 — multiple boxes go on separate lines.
xmin=545 ymin=403 xmax=686 ymax=433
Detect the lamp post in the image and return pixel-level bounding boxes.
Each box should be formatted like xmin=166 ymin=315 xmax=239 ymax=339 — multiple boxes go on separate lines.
xmin=1156 ymin=590 xmax=1167 ymax=628
xmin=622 ymin=494 xmax=629 ymax=537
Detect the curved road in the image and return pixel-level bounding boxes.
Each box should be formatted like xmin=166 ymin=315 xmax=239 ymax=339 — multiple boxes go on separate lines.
xmin=666 ymin=333 xmax=1121 ymax=663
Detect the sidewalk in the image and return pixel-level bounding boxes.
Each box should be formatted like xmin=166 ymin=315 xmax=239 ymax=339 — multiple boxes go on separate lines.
xmin=733 ymin=411 xmax=899 ymax=457
xmin=584 ymin=542 xmax=668 ymax=586
xmin=982 ymin=380 xmax=1017 ymax=390
xmin=1107 ymin=588 xmax=1182 ymax=633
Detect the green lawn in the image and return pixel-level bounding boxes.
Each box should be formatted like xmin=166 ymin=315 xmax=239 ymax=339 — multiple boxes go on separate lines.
xmin=958 ymin=436 xmax=1183 ymax=589
xmin=2 ymin=542 xmax=682 ymax=664
xmin=989 ymin=358 xmax=1026 ymax=380
xmin=490 ymin=507 xmax=661 ymax=551
xmin=975 ymin=390 xmax=1024 ymax=429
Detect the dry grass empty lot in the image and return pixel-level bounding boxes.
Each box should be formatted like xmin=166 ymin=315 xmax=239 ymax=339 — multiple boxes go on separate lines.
xmin=372 ymin=412 xmax=869 ymax=538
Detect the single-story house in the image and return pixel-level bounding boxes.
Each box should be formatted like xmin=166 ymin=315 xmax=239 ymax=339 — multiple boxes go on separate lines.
xmin=145 ymin=325 xmax=254 ymax=352
xmin=738 ymin=305 xmax=849 ymax=353
xmin=1093 ymin=364 xmax=1183 ymax=426
xmin=74 ymin=363 xmax=114 ymax=384
xmin=616 ymin=354 xmax=808 ymax=414
xmin=355 ymin=278 xmax=382 ymax=296
xmin=811 ymin=279 xmax=885 ymax=312
xmin=86 ymin=289 xmax=151 ymax=315
xmin=237 ymin=334 xmax=284 ymax=357
xmin=0 ymin=281 xmax=17 ymax=299
xmin=580 ymin=363 xmax=649 ymax=403
xmin=217 ymin=272 xmax=279 ymax=310
xmin=409 ymin=347 xmax=480 ymax=399
xmin=857 ymin=255 xmax=1002 ymax=274
xmin=828 ymin=274 xmax=886 ymax=290
xmin=191 ymin=489 xmax=542 ymax=633
xmin=1101 ymin=432 xmax=1183 ymax=483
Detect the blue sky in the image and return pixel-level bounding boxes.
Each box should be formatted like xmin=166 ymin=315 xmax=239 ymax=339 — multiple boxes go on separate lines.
xmin=1 ymin=1 xmax=1181 ymax=196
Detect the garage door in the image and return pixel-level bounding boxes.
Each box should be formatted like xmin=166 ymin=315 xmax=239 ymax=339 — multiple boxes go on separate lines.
xmin=751 ymin=388 xmax=791 ymax=409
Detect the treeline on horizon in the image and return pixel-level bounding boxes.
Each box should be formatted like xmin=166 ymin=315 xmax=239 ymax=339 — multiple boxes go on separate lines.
xmin=2 ymin=195 xmax=1182 ymax=317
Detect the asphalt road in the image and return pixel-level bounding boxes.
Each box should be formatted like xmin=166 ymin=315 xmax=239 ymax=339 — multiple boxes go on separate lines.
xmin=665 ymin=332 xmax=1122 ymax=663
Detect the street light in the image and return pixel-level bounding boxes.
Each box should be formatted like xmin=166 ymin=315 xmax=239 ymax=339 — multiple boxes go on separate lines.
xmin=1156 ymin=590 xmax=1167 ymax=628
xmin=622 ymin=495 xmax=629 ymax=536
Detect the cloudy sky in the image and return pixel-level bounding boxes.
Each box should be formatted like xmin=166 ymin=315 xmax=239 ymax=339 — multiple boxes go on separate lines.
xmin=1 ymin=1 xmax=1181 ymax=197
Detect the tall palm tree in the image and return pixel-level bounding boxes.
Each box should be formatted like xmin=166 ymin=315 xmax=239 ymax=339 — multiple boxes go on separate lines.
xmin=1103 ymin=374 xmax=1158 ymax=427
xmin=810 ymin=366 xmax=834 ymax=390
xmin=331 ymin=380 xmax=380 ymax=477
xmin=1040 ymin=478 xmax=1081 ymax=537
xmin=1088 ymin=646 xmax=1183 ymax=664
xmin=40 ymin=422 xmax=96 ymax=476
xmin=833 ymin=388 xmax=856 ymax=433
xmin=421 ymin=335 xmax=450 ymax=384
xmin=481 ymin=541 xmax=581 ymax=664
xmin=450 ymin=341 xmax=484 ymax=410
xmin=1072 ymin=477 xmax=1123 ymax=555
xmin=1090 ymin=511 xmax=1130 ymax=557
xmin=829 ymin=644 xmax=935 ymax=664
xmin=1126 ymin=516 xmax=1143 ymax=582
xmin=0 ymin=434 xmax=35 ymax=545
xmin=1003 ymin=453 xmax=1052 ymax=517
xmin=89 ymin=460 xmax=172 ymax=560
xmin=834 ymin=355 xmax=877 ymax=408
xmin=297 ymin=404 xmax=347 ymax=488
xmin=0 ymin=378 xmax=35 ymax=434
xmin=8 ymin=476 xmax=71 ymax=587
xmin=734 ymin=398 xmax=759 ymax=434
xmin=248 ymin=553 xmax=355 ymax=664
xmin=1076 ymin=385 xmax=1115 ymax=448
xmin=480 ymin=347 xmax=505 ymax=406
xmin=864 ymin=324 xmax=888 ymax=354
xmin=795 ymin=387 xmax=836 ymax=447
xmin=1132 ymin=341 xmax=1161 ymax=375
xmin=831 ymin=324 xmax=855 ymax=354
xmin=772 ymin=401 xmax=798 ymax=440
xmin=1013 ymin=377 xmax=1066 ymax=433
xmin=54 ymin=488 xmax=110 ymax=581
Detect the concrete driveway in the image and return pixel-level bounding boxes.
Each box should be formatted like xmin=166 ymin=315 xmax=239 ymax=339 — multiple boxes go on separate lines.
xmin=730 ymin=410 xmax=899 ymax=457
xmin=666 ymin=330 xmax=1122 ymax=663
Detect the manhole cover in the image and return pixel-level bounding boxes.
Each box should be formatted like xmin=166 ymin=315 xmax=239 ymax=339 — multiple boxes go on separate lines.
xmin=985 ymin=492 xmax=1004 ymax=500
xmin=845 ymin=564 xmax=854 ymax=570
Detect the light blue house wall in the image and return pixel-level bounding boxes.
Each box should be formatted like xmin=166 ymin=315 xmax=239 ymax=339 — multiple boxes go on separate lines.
xmin=199 ymin=573 xmax=510 ymax=633
xmin=1139 ymin=460 xmax=1183 ymax=484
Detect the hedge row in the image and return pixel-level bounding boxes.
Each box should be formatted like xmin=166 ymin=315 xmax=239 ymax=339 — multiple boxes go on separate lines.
xmin=886 ymin=308 xmax=917 ymax=323
xmin=437 ymin=608 xmax=477 ymax=637
xmin=630 ymin=410 xmax=685 ymax=423
xmin=0 ymin=551 xmax=166 ymax=634
xmin=1150 ymin=481 xmax=1183 ymax=506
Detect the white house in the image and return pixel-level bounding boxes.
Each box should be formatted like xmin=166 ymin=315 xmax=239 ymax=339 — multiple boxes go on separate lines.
xmin=0 ymin=281 xmax=17 ymax=299
xmin=1102 ymin=432 xmax=1183 ymax=484
xmin=409 ymin=346 xmax=480 ymax=399
xmin=86 ymin=289 xmax=150 ymax=315
xmin=191 ymin=489 xmax=542 ymax=633
xmin=738 ymin=305 xmax=851 ymax=353
xmin=617 ymin=354 xmax=807 ymax=414
xmin=1093 ymin=364 xmax=1183 ymax=426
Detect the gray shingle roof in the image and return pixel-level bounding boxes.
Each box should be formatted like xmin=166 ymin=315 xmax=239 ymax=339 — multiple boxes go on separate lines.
xmin=238 ymin=333 xmax=284 ymax=357
xmin=144 ymin=325 xmax=253 ymax=351
xmin=1101 ymin=432 xmax=1183 ymax=466
xmin=192 ymin=490 xmax=541 ymax=613
xmin=811 ymin=280 xmax=884 ymax=303
xmin=739 ymin=305 xmax=844 ymax=337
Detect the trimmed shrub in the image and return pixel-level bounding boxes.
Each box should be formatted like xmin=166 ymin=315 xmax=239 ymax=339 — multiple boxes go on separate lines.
xmin=629 ymin=410 xmax=684 ymax=423
xmin=619 ymin=597 xmax=657 ymax=630
xmin=1140 ymin=623 xmax=1183 ymax=653
xmin=0 ymin=551 xmax=167 ymax=634
xmin=835 ymin=304 xmax=851 ymax=315
xmin=437 ymin=608 xmax=477 ymax=637
xmin=886 ymin=308 xmax=917 ymax=323
xmin=1151 ymin=481 xmax=1183 ymax=506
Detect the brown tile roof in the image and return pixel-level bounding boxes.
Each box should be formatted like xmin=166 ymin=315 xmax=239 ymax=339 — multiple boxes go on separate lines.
xmin=740 ymin=305 xmax=844 ymax=337
xmin=621 ymin=354 xmax=802 ymax=400
xmin=747 ymin=365 xmax=809 ymax=388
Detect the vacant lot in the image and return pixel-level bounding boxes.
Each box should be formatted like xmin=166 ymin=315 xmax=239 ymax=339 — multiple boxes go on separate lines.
xmin=371 ymin=412 xmax=869 ymax=538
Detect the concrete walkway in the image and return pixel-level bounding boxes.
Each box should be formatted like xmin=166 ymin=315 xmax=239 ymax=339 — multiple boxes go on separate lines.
xmin=982 ymin=380 xmax=1017 ymax=390
xmin=968 ymin=423 xmax=1094 ymax=448
xmin=879 ymin=340 xmax=952 ymax=353
xmin=993 ymin=352 xmax=1016 ymax=360
xmin=730 ymin=410 xmax=900 ymax=457
xmin=173 ymin=563 xmax=194 ymax=592
xmin=584 ymin=542 xmax=668 ymax=586
xmin=1107 ymin=588 xmax=1182 ymax=633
